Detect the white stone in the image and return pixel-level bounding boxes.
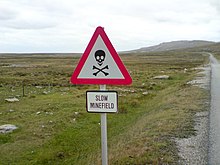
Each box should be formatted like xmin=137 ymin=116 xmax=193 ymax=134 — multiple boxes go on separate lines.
xmin=42 ymin=91 xmax=48 ymax=95
xmin=36 ymin=86 xmax=43 ymax=89
xmin=0 ymin=124 xmax=18 ymax=133
xmin=153 ymin=75 xmax=170 ymax=79
xmin=5 ymin=98 xmax=19 ymax=103
xmin=142 ymin=91 xmax=149 ymax=95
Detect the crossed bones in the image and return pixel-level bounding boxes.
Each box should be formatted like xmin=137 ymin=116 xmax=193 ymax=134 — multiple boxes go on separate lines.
xmin=93 ymin=65 xmax=109 ymax=76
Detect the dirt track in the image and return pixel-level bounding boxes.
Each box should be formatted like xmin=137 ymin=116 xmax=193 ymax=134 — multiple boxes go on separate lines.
xmin=208 ymin=54 xmax=220 ymax=164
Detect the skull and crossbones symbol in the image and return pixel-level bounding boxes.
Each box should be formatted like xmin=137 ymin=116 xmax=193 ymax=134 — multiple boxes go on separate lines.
xmin=93 ymin=50 xmax=109 ymax=76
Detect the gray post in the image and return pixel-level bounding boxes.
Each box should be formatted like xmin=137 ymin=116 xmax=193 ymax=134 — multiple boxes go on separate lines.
xmin=100 ymin=85 xmax=108 ymax=165
xmin=22 ymin=82 xmax=25 ymax=97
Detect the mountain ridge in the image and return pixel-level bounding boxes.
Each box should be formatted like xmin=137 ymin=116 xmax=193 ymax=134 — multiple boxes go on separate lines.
xmin=134 ymin=40 xmax=216 ymax=53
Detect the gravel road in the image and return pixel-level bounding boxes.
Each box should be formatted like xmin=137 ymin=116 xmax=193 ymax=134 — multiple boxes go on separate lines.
xmin=175 ymin=63 xmax=210 ymax=165
xmin=208 ymin=54 xmax=220 ymax=165
xmin=176 ymin=53 xmax=220 ymax=165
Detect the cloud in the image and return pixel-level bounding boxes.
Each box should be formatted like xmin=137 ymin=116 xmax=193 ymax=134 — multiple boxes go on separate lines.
xmin=0 ymin=0 xmax=64 ymax=30
xmin=0 ymin=7 xmax=17 ymax=20
xmin=0 ymin=0 xmax=220 ymax=53
xmin=209 ymin=0 xmax=220 ymax=13
xmin=5 ymin=14 xmax=57 ymax=30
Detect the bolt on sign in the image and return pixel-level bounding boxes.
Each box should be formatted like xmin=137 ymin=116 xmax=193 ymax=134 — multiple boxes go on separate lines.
xmin=70 ymin=26 xmax=132 ymax=85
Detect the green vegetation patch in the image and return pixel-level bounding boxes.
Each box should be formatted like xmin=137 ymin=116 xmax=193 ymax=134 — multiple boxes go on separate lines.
xmin=0 ymin=52 xmax=209 ymax=164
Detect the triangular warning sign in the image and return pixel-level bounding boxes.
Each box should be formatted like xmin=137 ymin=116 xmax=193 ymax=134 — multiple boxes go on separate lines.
xmin=70 ymin=26 xmax=132 ymax=85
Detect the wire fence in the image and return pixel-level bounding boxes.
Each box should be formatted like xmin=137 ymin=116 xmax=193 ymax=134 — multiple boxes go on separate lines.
xmin=0 ymin=83 xmax=79 ymax=104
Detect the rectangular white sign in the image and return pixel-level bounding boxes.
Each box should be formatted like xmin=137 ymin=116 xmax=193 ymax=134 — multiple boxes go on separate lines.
xmin=86 ymin=91 xmax=118 ymax=113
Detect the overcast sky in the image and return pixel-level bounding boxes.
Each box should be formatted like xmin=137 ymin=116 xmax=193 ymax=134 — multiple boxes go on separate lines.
xmin=0 ymin=0 xmax=219 ymax=53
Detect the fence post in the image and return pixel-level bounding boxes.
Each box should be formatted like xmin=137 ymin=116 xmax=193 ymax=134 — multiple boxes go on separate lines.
xmin=22 ymin=82 xmax=25 ymax=97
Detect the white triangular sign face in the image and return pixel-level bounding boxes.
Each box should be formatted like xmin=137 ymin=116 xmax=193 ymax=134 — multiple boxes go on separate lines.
xmin=78 ymin=35 xmax=124 ymax=79
xmin=70 ymin=26 xmax=132 ymax=85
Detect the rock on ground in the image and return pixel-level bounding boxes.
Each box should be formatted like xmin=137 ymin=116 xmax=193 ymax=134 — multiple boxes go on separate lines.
xmin=153 ymin=75 xmax=170 ymax=79
xmin=5 ymin=98 xmax=19 ymax=103
xmin=142 ymin=91 xmax=149 ymax=95
xmin=0 ymin=124 xmax=18 ymax=134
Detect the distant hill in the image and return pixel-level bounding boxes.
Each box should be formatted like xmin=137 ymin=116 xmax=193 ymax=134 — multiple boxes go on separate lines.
xmin=135 ymin=40 xmax=216 ymax=52
xmin=186 ymin=42 xmax=220 ymax=53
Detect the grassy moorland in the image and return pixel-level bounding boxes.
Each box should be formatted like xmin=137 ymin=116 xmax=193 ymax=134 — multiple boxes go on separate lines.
xmin=0 ymin=51 xmax=209 ymax=164
xmin=188 ymin=42 xmax=220 ymax=60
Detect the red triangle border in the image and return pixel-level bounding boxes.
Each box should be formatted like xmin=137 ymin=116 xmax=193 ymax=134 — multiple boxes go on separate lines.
xmin=70 ymin=26 xmax=132 ymax=85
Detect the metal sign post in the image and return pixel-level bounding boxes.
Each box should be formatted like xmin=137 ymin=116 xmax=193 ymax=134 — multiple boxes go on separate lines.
xmin=100 ymin=85 xmax=108 ymax=165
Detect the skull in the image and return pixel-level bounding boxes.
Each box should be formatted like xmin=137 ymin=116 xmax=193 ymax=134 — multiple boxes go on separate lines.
xmin=95 ymin=50 xmax=105 ymax=66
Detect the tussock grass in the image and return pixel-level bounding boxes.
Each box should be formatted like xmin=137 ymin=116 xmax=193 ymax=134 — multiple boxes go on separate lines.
xmin=0 ymin=52 xmax=208 ymax=164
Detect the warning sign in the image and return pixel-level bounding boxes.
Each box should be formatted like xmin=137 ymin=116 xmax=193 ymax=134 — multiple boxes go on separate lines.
xmin=86 ymin=91 xmax=118 ymax=113
xmin=70 ymin=26 xmax=132 ymax=85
